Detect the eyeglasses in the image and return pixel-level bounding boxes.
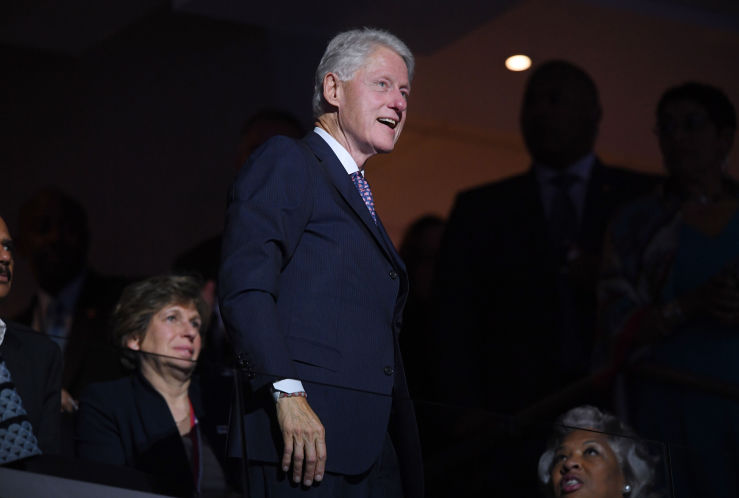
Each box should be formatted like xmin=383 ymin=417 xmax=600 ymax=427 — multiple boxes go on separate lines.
xmin=654 ymin=113 xmax=712 ymax=136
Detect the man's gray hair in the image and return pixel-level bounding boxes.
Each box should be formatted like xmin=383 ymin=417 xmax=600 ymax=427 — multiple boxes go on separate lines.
xmin=538 ymin=406 xmax=660 ymax=498
xmin=312 ymin=27 xmax=414 ymax=118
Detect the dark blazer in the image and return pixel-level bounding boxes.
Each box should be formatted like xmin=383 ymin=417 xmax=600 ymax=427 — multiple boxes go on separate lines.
xmin=15 ymin=271 xmax=127 ymax=398
xmin=1 ymin=320 xmax=62 ymax=454
xmin=433 ymin=161 xmax=660 ymax=413
xmin=75 ymin=372 xmax=229 ymax=497
xmin=219 ymin=132 xmax=423 ymax=495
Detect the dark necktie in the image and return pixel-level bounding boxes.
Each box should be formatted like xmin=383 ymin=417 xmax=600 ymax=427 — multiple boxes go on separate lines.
xmin=350 ymin=171 xmax=377 ymax=224
xmin=0 ymin=351 xmax=42 ymax=464
xmin=549 ymin=174 xmax=579 ymax=259
xmin=548 ymin=175 xmax=587 ymax=375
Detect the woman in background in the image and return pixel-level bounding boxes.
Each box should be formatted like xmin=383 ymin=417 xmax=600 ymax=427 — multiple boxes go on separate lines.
xmin=76 ymin=274 xmax=235 ymax=497
xmin=598 ymin=82 xmax=738 ymax=497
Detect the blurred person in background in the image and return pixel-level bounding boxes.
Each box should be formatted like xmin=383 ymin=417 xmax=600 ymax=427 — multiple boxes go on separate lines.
xmin=398 ymin=214 xmax=445 ymax=401
xmin=428 ymin=60 xmax=658 ymax=496
xmin=433 ymin=60 xmax=659 ymax=417
xmin=15 ymin=189 xmax=126 ymax=416
xmin=599 ymin=82 xmax=738 ymax=498
xmin=235 ymin=109 xmax=305 ymax=170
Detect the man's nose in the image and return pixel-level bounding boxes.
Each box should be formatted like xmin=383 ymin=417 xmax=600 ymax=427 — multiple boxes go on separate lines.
xmin=390 ymin=88 xmax=407 ymax=112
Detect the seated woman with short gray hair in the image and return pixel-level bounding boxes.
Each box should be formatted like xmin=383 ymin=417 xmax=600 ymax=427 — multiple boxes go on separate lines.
xmin=538 ymin=405 xmax=660 ymax=498
xmin=75 ymin=275 xmax=235 ymax=497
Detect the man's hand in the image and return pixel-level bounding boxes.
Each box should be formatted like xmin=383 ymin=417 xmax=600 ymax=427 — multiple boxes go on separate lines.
xmin=275 ymin=396 xmax=326 ymax=486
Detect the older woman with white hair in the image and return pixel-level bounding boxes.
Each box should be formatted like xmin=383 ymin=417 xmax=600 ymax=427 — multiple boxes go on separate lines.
xmin=538 ymin=406 xmax=661 ymax=498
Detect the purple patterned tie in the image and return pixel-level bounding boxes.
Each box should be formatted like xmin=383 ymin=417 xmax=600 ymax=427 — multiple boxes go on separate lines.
xmin=350 ymin=172 xmax=377 ymax=224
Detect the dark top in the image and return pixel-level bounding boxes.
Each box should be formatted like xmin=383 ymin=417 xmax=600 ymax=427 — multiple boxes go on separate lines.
xmin=432 ymin=162 xmax=660 ymax=413
xmin=1 ymin=320 xmax=62 ymax=454
xmin=76 ymin=371 xmax=231 ymax=497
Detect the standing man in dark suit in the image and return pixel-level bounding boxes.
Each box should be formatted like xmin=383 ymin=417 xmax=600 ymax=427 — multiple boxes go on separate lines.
xmin=0 ymin=214 xmax=62 ymax=463
xmin=434 ymin=60 xmax=659 ymax=417
xmin=219 ymin=28 xmax=422 ymax=497
xmin=428 ymin=60 xmax=659 ymax=496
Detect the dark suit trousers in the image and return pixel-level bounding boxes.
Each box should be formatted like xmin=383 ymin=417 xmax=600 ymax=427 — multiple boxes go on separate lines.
xmin=248 ymin=433 xmax=403 ymax=497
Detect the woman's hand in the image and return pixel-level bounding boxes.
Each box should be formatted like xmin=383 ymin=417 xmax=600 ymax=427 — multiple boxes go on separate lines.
xmin=61 ymin=388 xmax=79 ymax=413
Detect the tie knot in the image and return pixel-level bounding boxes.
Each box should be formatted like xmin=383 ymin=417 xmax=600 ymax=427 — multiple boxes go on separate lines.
xmin=550 ymin=173 xmax=579 ymax=191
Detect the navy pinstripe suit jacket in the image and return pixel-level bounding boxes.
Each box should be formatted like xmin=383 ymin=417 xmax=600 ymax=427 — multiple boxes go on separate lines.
xmin=219 ymin=132 xmax=422 ymax=494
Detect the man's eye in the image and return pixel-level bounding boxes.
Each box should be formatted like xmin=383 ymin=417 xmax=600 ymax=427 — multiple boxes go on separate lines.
xmin=377 ymin=80 xmax=387 ymax=88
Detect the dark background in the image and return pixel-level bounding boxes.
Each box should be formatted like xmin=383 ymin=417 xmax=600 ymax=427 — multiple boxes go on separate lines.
xmin=2 ymin=0 xmax=738 ymax=315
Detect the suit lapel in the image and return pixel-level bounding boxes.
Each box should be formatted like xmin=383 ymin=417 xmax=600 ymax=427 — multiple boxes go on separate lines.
xmin=303 ymin=133 xmax=398 ymax=265
xmin=0 ymin=327 xmax=21 ymax=369
xmin=376 ymin=217 xmax=406 ymax=273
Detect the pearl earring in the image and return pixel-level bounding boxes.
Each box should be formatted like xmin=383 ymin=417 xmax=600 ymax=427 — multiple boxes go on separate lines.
xmin=623 ymin=483 xmax=632 ymax=495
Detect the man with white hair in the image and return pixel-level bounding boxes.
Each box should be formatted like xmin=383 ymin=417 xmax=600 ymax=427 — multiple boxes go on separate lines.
xmin=219 ymin=28 xmax=423 ymax=496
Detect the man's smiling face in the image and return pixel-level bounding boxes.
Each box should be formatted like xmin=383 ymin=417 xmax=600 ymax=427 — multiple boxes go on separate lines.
xmin=334 ymin=45 xmax=410 ymax=165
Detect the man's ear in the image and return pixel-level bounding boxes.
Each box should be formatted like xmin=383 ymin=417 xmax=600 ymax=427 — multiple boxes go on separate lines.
xmin=323 ymin=72 xmax=342 ymax=108
xmin=126 ymin=335 xmax=142 ymax=351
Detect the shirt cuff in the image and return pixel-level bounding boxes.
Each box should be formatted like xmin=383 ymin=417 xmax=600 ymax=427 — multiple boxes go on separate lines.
xmin=272 ymin=379 xmax=305 ymax=401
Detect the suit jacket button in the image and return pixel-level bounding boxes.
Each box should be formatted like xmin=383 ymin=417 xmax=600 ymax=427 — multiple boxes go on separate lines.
xmin=389 ymin=270 xmax=398 ymax=280
xmin=384 ymin=366 xmax=394 ymax=376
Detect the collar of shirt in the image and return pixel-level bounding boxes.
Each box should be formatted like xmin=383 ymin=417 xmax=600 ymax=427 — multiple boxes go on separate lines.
xmin=534 ymin=153 xmax=596 ymax=220
xmin=0 ymin=318 xmax=6 ymax=346
xmin=313 ymin=127 xmax=362 ymax=176
xmin=534 ymin=153 xmax=596 ymax=185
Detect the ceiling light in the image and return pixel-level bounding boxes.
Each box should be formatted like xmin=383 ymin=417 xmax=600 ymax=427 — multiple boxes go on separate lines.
xmin=505 ymin=54 xmax=531 ymax=72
